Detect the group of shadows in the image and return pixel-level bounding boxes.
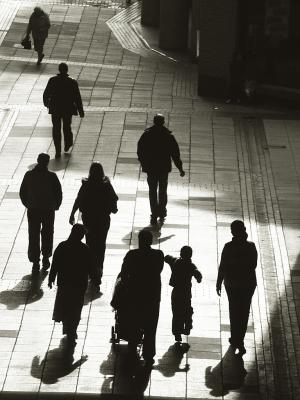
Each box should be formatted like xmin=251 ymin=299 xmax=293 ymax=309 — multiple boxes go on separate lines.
xmin=0 ymin=271 xmax=247 ymax=398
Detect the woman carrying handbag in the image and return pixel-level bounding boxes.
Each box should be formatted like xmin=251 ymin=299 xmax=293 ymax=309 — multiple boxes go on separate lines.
xmin=25 ymin=7 xmax=50 ymax=65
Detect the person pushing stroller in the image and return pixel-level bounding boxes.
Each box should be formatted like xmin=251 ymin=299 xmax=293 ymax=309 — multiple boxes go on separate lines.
xmin=165 ymin=246 xmax=202 ymax=347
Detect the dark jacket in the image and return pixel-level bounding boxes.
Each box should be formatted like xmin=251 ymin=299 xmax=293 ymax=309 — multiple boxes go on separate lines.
xmin=27 ymin=11 xmax=50 ymax=40
xmin=43 ymin=73 xmax=84 ymax=116
xmin=49 ymin=239 xmax=94 ymax=290
xmin=217 ymin=238 xmax=257 ymax=289
xmin=76 ymin=177 xmax=118 ymax=219
xmin=19 ymin=165 xmax=62 ymax=210
xmin=120 ymin=248 xmax=164 ymax=306
xmin=137 ymin=125 xmax=183 ymax=174
xmin=165 ymin=255 xmax=202 ymax=291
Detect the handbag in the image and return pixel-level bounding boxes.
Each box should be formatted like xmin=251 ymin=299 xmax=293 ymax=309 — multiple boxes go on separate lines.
xmin=21 ymin=37 xmax=32 ymax=50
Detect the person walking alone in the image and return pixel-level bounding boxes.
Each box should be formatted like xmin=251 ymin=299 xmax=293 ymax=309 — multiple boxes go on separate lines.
xmin=48 ymin=224 xmax=96 ymax=350
xmin=137 ymin=114 xmax=185 ymax=225
xmin=69 ymin=162 xmax=118 ymax=291
xmin=216 ymin=220 xmax=257 ymax=355
xmin=43 ymin=63 xmax=84 ymax=158
xmin=19 ymin=153 xmax=62 ymax=275
xmin=25 ymin=7 xmax=50 ymax=65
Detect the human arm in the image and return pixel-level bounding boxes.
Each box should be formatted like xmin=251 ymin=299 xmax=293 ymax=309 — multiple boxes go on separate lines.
xmin=43 ymin=78 xmax=53 ymax=108
xmin=69 ymin=184 xmax=84 ymax=225
xmin=26 ymin=15 xmax=33 ymax=37
xmin=74 ymin=81 xmax=84 ymax=118
xmin=216 ymin=245 xmax=228 ymax=296
xmin=192 ymin=264 xmax=202 ymax=283
xmin=170 ymin=135 xmax=185 ymax=176
xmin=164 ymin=255 xmax=176 ymax=269
xmin=48 ymin=246 xmax=61 ymax=288
xmin=19 ymin=172 xmax=29 ymax=208
xmin=52 ymin=173 xmax=62 ymax=210
xmin=107 ymin=179 xmax=118 ymax=214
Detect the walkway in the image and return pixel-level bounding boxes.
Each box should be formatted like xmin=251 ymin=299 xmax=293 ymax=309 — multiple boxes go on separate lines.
xmin=0 ymin=1 xmax=299 ymax=399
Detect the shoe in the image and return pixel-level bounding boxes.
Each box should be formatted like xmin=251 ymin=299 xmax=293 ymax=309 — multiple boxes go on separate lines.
xmin=55 ymin=153 xmax=61 ymax=159
xmin=31 ymin=262 xmax=40 ymax=275
xmin=64 ymin=143 xmax=72 ymax=153
xmin=144 ymin=358 xmax=155 ymax=368
xmin=237 ymin=345 xmax=246 ymax=356
xmin=42 ymin=257 xmax=50 ymax=271
xmin=174 ymin=334 xmax=182 ymax=342
xmin=37 ymin=53 xmax=44 ymax=66
xmin=159 ymin=216 xmax=166 ymax=224
xmin=150 ymin=215 xmax=157 ymax=225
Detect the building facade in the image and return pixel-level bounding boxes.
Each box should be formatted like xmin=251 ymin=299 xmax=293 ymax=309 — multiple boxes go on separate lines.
xmin=141 ymin=0 xmax=300 ymax=96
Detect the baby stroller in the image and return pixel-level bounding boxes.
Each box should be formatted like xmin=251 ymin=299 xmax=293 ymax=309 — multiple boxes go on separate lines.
xmin=110 ymin=275 xmax=143 ymax=347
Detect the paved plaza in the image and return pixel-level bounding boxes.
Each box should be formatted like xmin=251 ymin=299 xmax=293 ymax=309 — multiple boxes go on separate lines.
xmin=0 ymin=1 xmax=300 ymax=399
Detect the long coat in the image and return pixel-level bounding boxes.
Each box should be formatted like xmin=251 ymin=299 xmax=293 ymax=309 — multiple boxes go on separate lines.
xmin=43 ymin=73 xmax=84 ymax=116
xmin=49 ymin=238 xmax=94 ymax=324
xmin=27 ymin=11 xmax=50 ymax=41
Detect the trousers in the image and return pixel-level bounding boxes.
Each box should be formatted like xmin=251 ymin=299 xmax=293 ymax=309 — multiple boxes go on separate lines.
xmin=51 ymin=114 xmax=73 ymax=154
xmin=147 ymin=172 xmax=169 ymax=217
xmin=82 ymin=214 xmax=111 ymax=285
xmin=27 ymin=208 xmax=55 ymax=263
xmin=225 ymin=285 xmax=256 ymax=346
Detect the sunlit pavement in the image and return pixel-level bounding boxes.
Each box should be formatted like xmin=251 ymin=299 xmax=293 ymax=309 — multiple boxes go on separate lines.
xmin=0 ymin=1 xmax=299 ymax=399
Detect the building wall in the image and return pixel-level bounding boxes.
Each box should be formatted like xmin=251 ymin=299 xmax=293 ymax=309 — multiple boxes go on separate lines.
xmin=196 ymin=0 xmax=238 ymax=96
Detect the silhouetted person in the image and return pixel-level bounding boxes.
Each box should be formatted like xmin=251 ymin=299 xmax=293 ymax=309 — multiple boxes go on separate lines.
xmin=118 ymin=230 xmax=164 ymax=367
xmin=226 ymin=52 xmax=245 ymax=104
xmin=69 ymin=162 xmax=118 ymax=290
xmin=25 ymin=7 xmax=50 ymax=65
xmin=165 ymin=246 xmax=202 ymax=346
xmin=43 ymin=63 xmax=84 ymax=158
xmin=19 ymin=153 xmax=62 ymax=275
xmin=216 ymin=220 xmax=257 ymax=355
xmin=48 ymin=224 xmax=95 ymax=349
xmin=137 ymin=114 xmax=185 ymax=225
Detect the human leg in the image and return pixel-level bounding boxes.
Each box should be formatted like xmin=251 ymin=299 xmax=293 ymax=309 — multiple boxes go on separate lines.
xmin=142 ymin=304 xmax=160 ymax=364
xmin=62 ymin=114 xmax=73 ymax=152
xmin=41 ymin=209 xmax=55 ymax=269
xmin=27 ymin=209 xmax=42 ymax=271
xmin=51 ymin=114 xmax=62 ymax=156
xmin=33 ymin=36 xmax=45 ymax=65
xmin=158 ymin=173 xmax=169 ymax=219
xmin=225 ymin=286 xmax=242 ymax=347
xmin=238 ymin=288 xmax=255 ymax=348
xmin=171 ymin=290 xmax=184 ymax=341
xmin=147 ymin=174 xmax=159 ymax=223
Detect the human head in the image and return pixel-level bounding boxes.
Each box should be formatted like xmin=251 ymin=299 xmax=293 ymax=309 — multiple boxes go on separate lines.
xmin=33 ymin=7 xmax=43 ymax=16
xmin=58 ymin=63 xmax=68 ymax=74
xmin=138 ymin=229 xmax=153 ymax=248
xmin=88 ymin=162 xmax=105 ymax=181
xmin=230 ymin=220 xmax=246 ymax=238
xmin=153 ymin=114 xmax=165 ymax=126
xmin=180 ymin=245 xmax=193 ymax=260
xmin=69 ymin=224 xmax=86 ymax=241
xmin=37 ymin=153 xmax=50 ymax=167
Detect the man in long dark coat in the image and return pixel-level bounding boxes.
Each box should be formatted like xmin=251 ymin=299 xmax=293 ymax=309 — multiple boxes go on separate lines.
xmin=118 ymin=230 xmax=164 ymax=367
xmin=43 ymin=63 xmax=84 ymax=158
xmin=137 ymin=114 xmax=185 ymax=225
xmin=48 ymin=224 xmax=95 ymax=349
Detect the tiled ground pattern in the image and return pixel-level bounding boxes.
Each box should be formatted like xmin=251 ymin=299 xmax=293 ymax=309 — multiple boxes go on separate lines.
xmin=0 ymin=2 xmax=299 ymax=400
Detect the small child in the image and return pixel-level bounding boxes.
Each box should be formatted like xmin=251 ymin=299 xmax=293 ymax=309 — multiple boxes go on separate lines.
xmin=165 ymin=246 xmax=202 ymax=345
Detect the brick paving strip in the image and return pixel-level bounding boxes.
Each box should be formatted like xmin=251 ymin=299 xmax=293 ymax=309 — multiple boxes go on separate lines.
xmin=0 ymin=1 xmax=299 ymax=399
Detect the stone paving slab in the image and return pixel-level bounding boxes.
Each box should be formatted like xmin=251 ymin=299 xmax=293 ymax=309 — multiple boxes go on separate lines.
xmin=0 ymin=1 xmax=299 ymax=399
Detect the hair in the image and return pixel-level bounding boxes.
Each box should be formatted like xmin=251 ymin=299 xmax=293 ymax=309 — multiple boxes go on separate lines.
xmin=88 ymin=162 xmax=105 ymax=182
xmin=33 ymin=7 xmax=44 ymax=16
xmin=231 ymin=220 xmax=247 ymax=237
xmin=180 ymin=245 xmax=193 ymax=259
xmin=153 ymin=114 xmax=165 ymax=126
xmin=58 ymin=63 xmax=68 ymax=74
xmin=37 ymin=153 xmax=50 ymax=166
xmin=138 ymin=229 xmax=153 ymax=247
xmin=70 ymin=223 xmax=86 ymax=240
